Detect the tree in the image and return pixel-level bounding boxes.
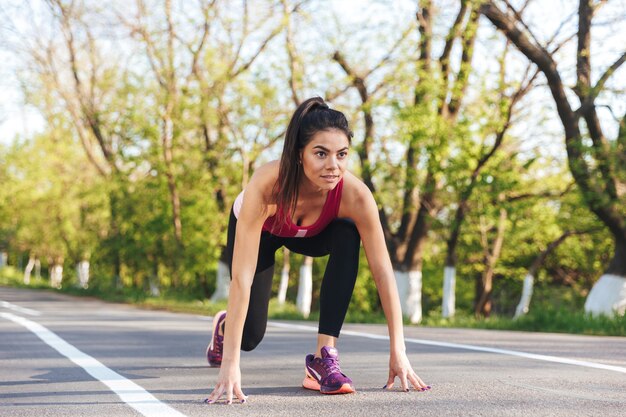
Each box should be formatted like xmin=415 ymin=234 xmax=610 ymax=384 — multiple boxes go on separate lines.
xmin=6 ymin=0 xmax=290 ymax=295
xmin=441 ymin=44 xmax=539 ymax=318
xmin=481 ymin=0 xmax=626 ymax=316
xmin=120 ymin=0 xmax=186 ymax=252
xmin=19 ymin=0 xmax=137 ymax=287
xmin=329 ymin=0 xmax=482 ymax=322
xmin=1 ymin=121 xmax=106 ymax=288
xmin=514 ymin=230 xmax=591 ymax=317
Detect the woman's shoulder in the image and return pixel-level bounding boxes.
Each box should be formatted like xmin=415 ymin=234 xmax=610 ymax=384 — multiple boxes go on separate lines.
xmin=339 ymin=171 xmax=375 ymax=216
xmin=251 ymin=160 xmax=280 ymax=181
xmin=342 ymin=170 xmax=372 ymax=197
xmin=246 ymin=160 xmax=280 ymax=201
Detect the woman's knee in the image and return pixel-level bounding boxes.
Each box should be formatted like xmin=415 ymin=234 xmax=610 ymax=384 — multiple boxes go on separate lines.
xmin=241 ymin=339 xmax=261 ymax=352
xmin=240 ymin=323 xmax=266 ymax=351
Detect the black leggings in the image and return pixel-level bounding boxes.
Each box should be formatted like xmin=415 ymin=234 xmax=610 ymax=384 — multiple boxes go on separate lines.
xmin=225 ymin=208 xmax=360 ymax=351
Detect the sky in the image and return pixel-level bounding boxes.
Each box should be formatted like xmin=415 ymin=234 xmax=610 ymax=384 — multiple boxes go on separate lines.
xmin=0 ymin=0 xmax=624 ymax=151
xmin=0 ymin=1 xmax=46 ymax=146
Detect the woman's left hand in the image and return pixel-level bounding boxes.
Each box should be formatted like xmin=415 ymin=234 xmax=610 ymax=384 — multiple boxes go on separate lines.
xmin=385 ymin=350 xmax=430 ymax=392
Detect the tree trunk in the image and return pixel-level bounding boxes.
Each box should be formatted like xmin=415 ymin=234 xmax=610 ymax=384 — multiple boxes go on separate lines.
xmin=76 ymin=260 xmax=89 ymax=289
xmin=474 ymin=271 xmax=485 ymax=315
xmin=443 ymin=210 xmax=461 ymax=318
xmin=24 ymin=257 xmax=35 ymax=285
xmin=585 ymin=238 xmax=626 ymax=316
xmin=211 ymin=259 xmax=230 ymax=303
xmin=394 ymin=198 xmax=431 ymax=324
xmin=148 ymin=256 xmax=160 ymax=297
xmin=50 ymin=261 xmax=63 ymax=289
xmin=162 ymin=111 xmax=183 ymax=291
xmin=442 ymin=265 xmax=456 ymax=318
xmin=515 ymin=273 xmax=534 ymax=318
xmin=277 ymin=248 xmax=290 ymax=305
xmin=515 ymin=231 xmax=577 ymax=317
xmin=395 ymin=269 xmax=423 ymax=324
xmin=109 ymin=190 xmax=123 ymax=289
xmin=475 ymin=269 xmax=494 ymax=317
xmin=443 ymin=200 xmax=466 ymax=318
xmin=296 ymin=256 xmax=313 ymax=318
xmin=396 ymin=212 xmax=428 ymax=324
xmin=475 ymin=207 xmax=507 ymax=317
xmin=163 ymin=114 xmax=183 ymax=247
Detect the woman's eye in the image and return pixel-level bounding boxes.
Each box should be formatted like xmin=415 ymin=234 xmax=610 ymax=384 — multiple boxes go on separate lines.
xmin=316 ymin=151 xmax=326 ymax=157
xmin=338 ymin=152 xmax=348 ymax=158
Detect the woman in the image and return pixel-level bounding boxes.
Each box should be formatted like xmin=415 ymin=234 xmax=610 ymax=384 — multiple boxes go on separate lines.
xmin=206 ymin=97 xmax=430 ymax=404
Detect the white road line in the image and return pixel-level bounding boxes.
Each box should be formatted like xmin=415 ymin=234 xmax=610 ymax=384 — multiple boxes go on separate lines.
xmin=1 ymin=300 xmax=41 ymax=316
xmin=0 ymin=312 xmax=186 ymax=417
xmin=267 ymin=321 xmax=626 ymax=374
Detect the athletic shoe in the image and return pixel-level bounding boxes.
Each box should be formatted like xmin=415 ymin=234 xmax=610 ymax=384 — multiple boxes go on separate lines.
xmin=302 ymin=346 xmax=355 ymax=394
xmin=206 ymin=310 xmax=226 ymax=367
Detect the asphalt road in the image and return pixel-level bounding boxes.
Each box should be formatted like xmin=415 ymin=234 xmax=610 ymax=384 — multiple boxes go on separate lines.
xmin=1 ymin=286 xmax=625 ymax=417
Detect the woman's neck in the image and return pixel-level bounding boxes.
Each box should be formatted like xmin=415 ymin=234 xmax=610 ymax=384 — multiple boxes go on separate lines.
xmin=298 ymin=176 xmax=328 ymax=198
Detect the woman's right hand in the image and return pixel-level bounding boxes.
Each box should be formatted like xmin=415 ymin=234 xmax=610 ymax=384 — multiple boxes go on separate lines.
xmin=205 ymin=360 xmax=247 ymax=404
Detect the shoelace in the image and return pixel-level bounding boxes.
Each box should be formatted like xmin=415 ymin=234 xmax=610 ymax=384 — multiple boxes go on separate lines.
xmin=320 ymin=357 xmax=341 ymax=375
xmin=215 ymin=335 xmax=223 ymax=355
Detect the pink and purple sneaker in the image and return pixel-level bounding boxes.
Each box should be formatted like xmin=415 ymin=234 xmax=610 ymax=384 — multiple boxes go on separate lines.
xmin=206 ymin=310 xmax=226 ymax=367
xmin=303 ymin=346 xmax=355 ymax=394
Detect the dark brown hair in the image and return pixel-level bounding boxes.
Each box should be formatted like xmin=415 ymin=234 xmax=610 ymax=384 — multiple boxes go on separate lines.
xmin=272 ymin=97 xmax=353 ymax=232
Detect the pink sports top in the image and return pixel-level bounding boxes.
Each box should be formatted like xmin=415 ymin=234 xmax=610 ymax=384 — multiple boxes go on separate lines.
xmin=233 ymin=178 xmax=344 ymax=238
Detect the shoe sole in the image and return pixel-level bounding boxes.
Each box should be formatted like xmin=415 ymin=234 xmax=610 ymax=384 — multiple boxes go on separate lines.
xmin=206 ymin=311 xmax=226 ymax=367
xmin=302 ymin=375 xmax=355 ymax=395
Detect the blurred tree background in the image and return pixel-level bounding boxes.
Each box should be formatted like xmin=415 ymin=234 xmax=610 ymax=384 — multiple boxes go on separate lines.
xmin=0 ymin=0 xmax=624 ymax=324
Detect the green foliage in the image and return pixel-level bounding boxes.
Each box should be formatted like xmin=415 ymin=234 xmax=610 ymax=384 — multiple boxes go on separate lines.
xmin=4 ymin=271 xmax=622 ymax=336
xmin=422 ymin=304 xmax=626 ymax=337
xmin=1 ymin=0 xmax=622 ymax=337
xmin=420 ymin=272 xmax=626 ymax=335
xmin=0 ymin=267 xmax=28 ymax=287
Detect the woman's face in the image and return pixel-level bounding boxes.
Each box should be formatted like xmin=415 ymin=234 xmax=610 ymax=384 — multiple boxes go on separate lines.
xmin=299 ymin=129 xmax=350 ymax=192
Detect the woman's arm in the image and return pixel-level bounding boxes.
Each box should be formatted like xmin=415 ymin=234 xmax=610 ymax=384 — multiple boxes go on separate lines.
xmin=207 ymin=167 xmax=275 ymax=404
xmin=350 ymin=183 xmax=429 ymax=392
xmin=222 ymin=185 xmax=267 ymax=365
xmin=351 ymin=187 xmax=405 ymax=351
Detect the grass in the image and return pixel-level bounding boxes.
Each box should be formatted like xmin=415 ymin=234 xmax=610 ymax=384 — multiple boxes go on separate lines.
xmin=2 ymin=266 xmax=625 ymax=336
xmin=421 ymin=310 xmax=626 ymax=336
